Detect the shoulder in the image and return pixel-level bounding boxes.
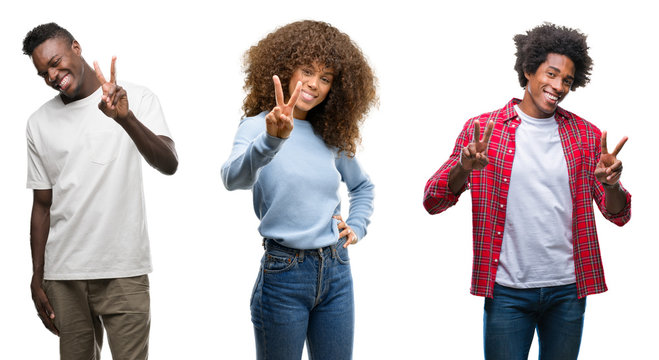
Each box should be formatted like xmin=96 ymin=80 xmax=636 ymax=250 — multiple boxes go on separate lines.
xmin=27 ymin=95 xmax=62 ymax=129
xmin=556 ymin=106 xmax=601 ymax=137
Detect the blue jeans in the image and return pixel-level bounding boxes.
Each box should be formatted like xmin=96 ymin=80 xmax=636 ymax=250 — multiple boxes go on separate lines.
xmin=251 ymin=238 xmax=354 ymax=360
xmin=484 ymin=283 xmax=586 ymax=360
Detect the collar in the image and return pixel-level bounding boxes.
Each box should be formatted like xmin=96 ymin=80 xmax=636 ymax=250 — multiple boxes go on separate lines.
xmin=501 ymin=98 xmax=570 ymax=125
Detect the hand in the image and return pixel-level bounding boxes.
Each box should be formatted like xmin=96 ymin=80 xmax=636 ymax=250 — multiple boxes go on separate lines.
xmin=595 ymin=131 xmax=627 ymax=186
xmin=94 ymin=56 xmax=130 ymax=121
xmin=334 ymin=215 xmax=358 ymax=248
xmin=265 ymin=75 xmax=301 ymax=139
xmin=460 ymin=120 xmax=493 ymax=171
xmin=30 ymin=276 xmax=58 ymax=336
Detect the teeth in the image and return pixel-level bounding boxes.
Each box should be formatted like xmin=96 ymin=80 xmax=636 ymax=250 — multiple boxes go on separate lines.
xmin=58 ymin=75 xmax=69 ymax=88
xmin=545 ymin=93 xmax=558 ymax=101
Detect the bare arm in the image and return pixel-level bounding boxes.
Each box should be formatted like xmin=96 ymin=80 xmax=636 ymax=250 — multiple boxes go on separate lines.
xmin=30 ymin=189 xmax=58 ymax=335
xmin=94 ymin=57 xmax=178 ymax=175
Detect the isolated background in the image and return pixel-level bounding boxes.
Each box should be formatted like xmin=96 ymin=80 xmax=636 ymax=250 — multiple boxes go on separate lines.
xmin=1 ymin=0 xmax=655 ymax=358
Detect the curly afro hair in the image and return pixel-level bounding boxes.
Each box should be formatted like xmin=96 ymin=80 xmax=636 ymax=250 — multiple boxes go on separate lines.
xmin=23 ymin=22 xmax=74 ymax=56
xmin=242 ymin=20 xmax=378 ymax=157
xmin=514 ymin=23 xmax=593 ymax=90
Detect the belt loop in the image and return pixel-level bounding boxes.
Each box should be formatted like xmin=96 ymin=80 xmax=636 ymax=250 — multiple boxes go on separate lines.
xmin=262 ymin=238 xmax=266 ymax=250
xmin=331 ymin=243 xmax=337 ymax=259
xmin=298 ymin=249 xmax=305 ymax=262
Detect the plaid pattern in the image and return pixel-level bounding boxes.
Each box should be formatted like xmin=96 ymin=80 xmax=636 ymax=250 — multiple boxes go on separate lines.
xmin=424 ymin=99 xmax=631 ymax=298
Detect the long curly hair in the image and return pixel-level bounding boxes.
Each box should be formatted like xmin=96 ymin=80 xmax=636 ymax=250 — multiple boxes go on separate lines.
xmin=514 ymin=22 xmax=593 ymax=90
xmin=242 ymin=20 xmax=377 ymax=156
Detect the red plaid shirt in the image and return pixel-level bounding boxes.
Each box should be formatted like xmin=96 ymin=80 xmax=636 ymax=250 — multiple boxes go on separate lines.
xmin=424 ymin=99 xmax=631 ymax=299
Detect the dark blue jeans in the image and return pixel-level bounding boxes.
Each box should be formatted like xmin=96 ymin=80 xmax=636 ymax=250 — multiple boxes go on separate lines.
xmin=251 ymin=238 xmax=354 ymax=360
xmin=484 ymin=283 xmax=586 ymax=360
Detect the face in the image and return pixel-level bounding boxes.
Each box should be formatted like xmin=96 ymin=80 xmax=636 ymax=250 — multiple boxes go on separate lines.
xmin=31 ymin=37 xmax=87 ymax=100
xmin=288 ymin=62 xmax=334 ymax=119
xmin=519 ymin=53 xmax=575 ymax=118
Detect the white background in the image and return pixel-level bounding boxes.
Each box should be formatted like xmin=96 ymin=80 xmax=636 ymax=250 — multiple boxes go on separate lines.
xmin=1 ymin=0 xmax=656 ymax=358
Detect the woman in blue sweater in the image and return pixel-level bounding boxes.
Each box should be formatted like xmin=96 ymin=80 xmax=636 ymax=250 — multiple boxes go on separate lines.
xmin=222 ymin=20 xmax=377 ymax=359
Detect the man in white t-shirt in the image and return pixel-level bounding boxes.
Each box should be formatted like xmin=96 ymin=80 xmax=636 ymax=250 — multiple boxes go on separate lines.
xmin=23 ymin=23 xmax=178 ymax=360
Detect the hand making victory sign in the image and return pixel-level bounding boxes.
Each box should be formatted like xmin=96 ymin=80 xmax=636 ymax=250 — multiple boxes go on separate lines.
xmin=265 ymin=75 xmax=302 ymax=139
xmin=595 ymin=131 xmax=628 ymax=186
xmin=94 ymin=56 xmax=130 ymax=121
xmin=461 ymin=120 xmax=494 ymax=171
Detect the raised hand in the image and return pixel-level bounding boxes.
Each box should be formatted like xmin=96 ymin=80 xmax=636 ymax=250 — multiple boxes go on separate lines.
xmin=595 ymin=131 xmax=627 ymax=186
xmin=265 ymin=75 xmax=301 ymax=139
xmin=94 ymin=56 xmax=130 ymax=121
xmin=460 ymin=120 xmax=494 ymax=171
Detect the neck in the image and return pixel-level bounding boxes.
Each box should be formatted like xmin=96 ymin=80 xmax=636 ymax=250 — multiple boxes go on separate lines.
xmin=60 ymin=61 xmax=101 ymax=104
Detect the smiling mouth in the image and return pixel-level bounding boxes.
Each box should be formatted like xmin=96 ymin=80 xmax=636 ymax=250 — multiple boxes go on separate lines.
xmin=300 ymin=90 xmax=317 ymax=101
xmin=57 ymin=74 xmax=70 ymax=90
xmin=544 ymin=91 xmax=559 ymax=103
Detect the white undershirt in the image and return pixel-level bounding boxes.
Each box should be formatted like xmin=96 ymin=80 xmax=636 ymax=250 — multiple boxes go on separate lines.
xmin=495 ymin=105 xmax=575 ymax=288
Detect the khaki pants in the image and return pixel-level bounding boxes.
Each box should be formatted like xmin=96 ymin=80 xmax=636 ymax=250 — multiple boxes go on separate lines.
xmin=43 ymin=275 xmax=150 ymax=360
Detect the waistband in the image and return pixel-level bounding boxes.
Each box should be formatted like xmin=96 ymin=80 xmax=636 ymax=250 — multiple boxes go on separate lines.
xmin=262 ymin=238 xmax=343 ymax=262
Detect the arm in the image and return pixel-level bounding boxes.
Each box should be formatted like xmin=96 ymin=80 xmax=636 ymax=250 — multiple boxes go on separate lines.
xmin=94 ymin=57 xmax=178 ymax=175
xmin=424 ymin=120 xmax=493 ymax=214
xmin=335 ymin=155 xmax=375 ymax=247
xmin=222 ymin=76 xmax=301 ymax=190
xmin=30 ymin=189 xmax=58 ymax=335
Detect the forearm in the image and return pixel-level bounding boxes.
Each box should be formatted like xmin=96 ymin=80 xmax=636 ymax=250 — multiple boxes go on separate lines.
xmin=603 ymin=183 xmax=628 ymax=215
xmin=448 ymin=162 xmax=471 ymax=196
xmin=30 ymin=190 xmax=51 ymax=280
xmin=222 ymin=131 xmax=285 ymax=190
xmin=116 ymin=111 xmax=178 ymax=175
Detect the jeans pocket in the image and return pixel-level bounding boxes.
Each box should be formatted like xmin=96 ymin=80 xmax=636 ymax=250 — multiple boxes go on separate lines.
xmin=263 ymin=250 xmax=297 ymax=274
xmin=335 ymin=242 xmax=350 ymax=265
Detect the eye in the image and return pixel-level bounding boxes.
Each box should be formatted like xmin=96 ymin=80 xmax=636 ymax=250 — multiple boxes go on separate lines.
xmin=547 ymin=71 xmax=555 ymax=77
xmin=302 ymin=68 xmax=313 ymax=76
xmin=321 ymin=76 xmax=331 ymax=84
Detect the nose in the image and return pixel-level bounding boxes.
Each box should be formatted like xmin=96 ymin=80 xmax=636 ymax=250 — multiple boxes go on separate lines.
xmin=47 ymin=68 xmax=58 ymax=84
xmin=306 ymin=75 xmax=318 ymax=90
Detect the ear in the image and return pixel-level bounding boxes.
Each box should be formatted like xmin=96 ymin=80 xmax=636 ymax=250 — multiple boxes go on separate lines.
xmin=71 ymin=40 xmax=82 ymax=56
xmin=524 ymin=71 xmax=531 ymax=81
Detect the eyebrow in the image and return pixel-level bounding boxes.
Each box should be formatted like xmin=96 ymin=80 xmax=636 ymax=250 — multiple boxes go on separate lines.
xmin=548 ymin=66 xmax=574 ymax=79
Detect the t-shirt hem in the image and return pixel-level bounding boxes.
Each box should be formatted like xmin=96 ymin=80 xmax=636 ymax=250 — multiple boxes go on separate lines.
xmin=44 ymin=267 xmax=152 ymax=281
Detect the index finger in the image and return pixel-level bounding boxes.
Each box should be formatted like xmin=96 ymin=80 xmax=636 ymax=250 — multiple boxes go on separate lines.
xmin=611 ymin=136 xmax=628 ymax=157
xmin=110 ymin=56 xmax=117 ymax=84
xmin=287 ymin=81 xmax=302 ymax=108
xmin=93 ymin=61 xmax=107 ymax=84
xmin=600 ymin=131 xmax=609 ymax=155
xmin=273 ymin=75 xmax=284 ymax=106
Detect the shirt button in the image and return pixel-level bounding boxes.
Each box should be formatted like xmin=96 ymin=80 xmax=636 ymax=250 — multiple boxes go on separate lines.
xmin=503 ymin=178 xmax=508 ymax=182
xmin=500 ymin=204 xmax=505 ymax=208
xmin=497 ymin=231 xmax=502 ymax=235
xmin=494 ymin=259 xmax=499 ymax=263
xmin=508 ymin=149 xmax=513 ymax=153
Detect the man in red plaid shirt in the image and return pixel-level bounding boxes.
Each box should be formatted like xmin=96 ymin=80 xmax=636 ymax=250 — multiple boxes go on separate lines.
xmin=424 ymin=23 xmax=631 ymax=359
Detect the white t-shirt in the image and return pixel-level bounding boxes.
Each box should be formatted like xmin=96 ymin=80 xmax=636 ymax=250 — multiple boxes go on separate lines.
xmin=26 ymin=82 xmax=171 ymax=280
xmin=495 ymin=105 xmax=575 ymax=288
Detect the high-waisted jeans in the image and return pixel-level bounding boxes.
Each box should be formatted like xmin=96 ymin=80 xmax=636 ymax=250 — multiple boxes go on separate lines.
xmin=251 ymin=238 xmax=354 ymax=360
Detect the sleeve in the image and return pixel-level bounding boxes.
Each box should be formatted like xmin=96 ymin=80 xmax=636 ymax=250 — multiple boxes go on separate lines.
xmin=422 ymin=119 xmax=473 ymax=214
xmin=221 ymin=115 xmax=287 ymax=190
xmin=335 ymin=154 xmax=374 ymax=241
xmin=132 ymin=86 xmax=171 ymax=138
xmin=26 ymin=123 xmax=52 ymax=190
